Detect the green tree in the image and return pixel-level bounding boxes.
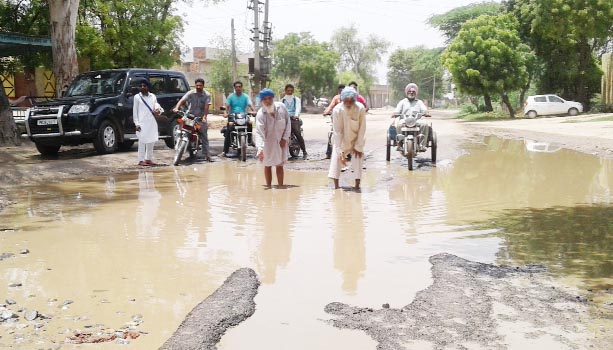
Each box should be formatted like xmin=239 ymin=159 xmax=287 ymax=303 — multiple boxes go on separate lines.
xmin=76 ymin=0 xmax=184 ymax=70
xmin=272 ymin=32 xmax=339 ymax=105
xmin=441 ymin=14 xmax=536 ymax=117
xmin=0 ymin=0 xmax=52 ymax=145
xmin=429 ymin=2 xmax=504 ymax=44
xmin=331 ymin=24 xmax=389 ymax=94
xmin=506 ymin=0 xmax=613 ymax=109
xmin=387 ymin=46 xmax=444 ymax=103
xmin=207 ymin=38 xmax=248 ymax=96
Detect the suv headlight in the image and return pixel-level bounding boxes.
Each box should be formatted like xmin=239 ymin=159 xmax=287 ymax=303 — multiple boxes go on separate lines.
xmin=68 ymin=104 xmax=90 ymax=114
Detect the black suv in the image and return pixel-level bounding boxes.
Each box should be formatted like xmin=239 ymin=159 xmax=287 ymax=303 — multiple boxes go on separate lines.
xmin=23 ymin=68 xmax=190 ymax=155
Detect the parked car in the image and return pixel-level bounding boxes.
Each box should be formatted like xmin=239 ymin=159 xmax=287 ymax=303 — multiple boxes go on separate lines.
xmin=314 ymin=97 xmax=329 ymax=108
xmin=22 ymin=68 xmax=190 ymax=156
xmin=524 ymin=94 xmax=583 ymax=118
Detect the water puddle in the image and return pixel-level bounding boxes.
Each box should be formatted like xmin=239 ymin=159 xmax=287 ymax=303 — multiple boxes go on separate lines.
xmin=1 ymin=136 xmax=612 ymax=349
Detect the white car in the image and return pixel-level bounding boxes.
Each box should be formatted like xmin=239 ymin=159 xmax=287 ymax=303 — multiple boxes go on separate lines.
xmin=524 ymin=94 xmax=583 ymax=118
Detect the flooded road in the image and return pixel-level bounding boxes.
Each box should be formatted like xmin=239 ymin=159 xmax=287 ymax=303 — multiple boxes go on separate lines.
xmin=1 ymin=131 xmax=613 ymax=349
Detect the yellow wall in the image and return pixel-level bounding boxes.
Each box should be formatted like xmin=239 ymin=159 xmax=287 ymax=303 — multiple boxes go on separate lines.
xmin=1 ymin=74 xmax=16 ymax=98
xmin=35 ymin=68 xmax=56 ymax=97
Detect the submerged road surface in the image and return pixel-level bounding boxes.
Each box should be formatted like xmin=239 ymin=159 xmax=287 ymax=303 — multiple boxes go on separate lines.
xmin=1 ymin=111 xmax=612 ymax=349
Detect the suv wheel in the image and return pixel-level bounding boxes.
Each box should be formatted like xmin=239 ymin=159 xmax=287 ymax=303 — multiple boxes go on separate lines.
xmin=94 ymin=119 xmax=119 ymax=154
xmin=35 ymin=142 xmax=61 ymax=156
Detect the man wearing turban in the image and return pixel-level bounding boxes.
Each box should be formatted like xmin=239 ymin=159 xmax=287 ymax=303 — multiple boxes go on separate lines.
xmin=255 ymin=89 xmax=292 ymax=188
xmin=328 ymin=87 xmax=367 ymax=190
xmin=391 ymin=83 xmax=430 ymax=151
xmin=133 ymin=78 xmax=163 ymax=166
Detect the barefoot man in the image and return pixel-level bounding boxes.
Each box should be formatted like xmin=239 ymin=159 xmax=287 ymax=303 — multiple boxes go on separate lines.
xmin=328 ymin=87 xmax=366 ymax=190
xmin=255 ymin=89 xmax=292 ymax=188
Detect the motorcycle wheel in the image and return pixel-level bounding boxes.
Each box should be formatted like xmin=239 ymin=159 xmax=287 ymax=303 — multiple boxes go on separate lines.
xmin=289 ymin=139 xmax=300 ymax=158
xmin=386 ymin=135 xmax=391 ymax=162
xmin=406 ymin=141 xmax=414 ymax=171
xmin=240 ymin=134 xmax=247 ymax=162
xmin=173 ymin=139 xmax=186 ymax=166
xmin=326 ymin=132 xmax=333 ymax=159
xmin=188 ymin=140 xmax=196 ymax=159
xmin=431 ymin=131 xmax=437 ymax=165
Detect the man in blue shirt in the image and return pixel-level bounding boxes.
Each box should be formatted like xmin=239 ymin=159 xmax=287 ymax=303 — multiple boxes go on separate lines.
xmin=221 ymin=81 xmax=255 ymax=156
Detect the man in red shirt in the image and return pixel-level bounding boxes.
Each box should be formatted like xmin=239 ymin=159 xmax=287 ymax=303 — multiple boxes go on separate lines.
xmin=323 ymin=84 xmax=346 ymax=115
xmin=349 ymin=81 xmax=368 ymax=111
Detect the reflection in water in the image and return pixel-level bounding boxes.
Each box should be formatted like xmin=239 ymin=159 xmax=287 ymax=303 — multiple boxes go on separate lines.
xmin=255 ymin=186 xmax=295 ymax=284
xmin=136 ymin=171 xmax=162 ymax=240
xmin=476 ymin=205 xmax=613 ymax=281
xmin=332 ymin=192 xmax=366 ymax=294
xmin=438 ymin=136 xmax=605 ymax=223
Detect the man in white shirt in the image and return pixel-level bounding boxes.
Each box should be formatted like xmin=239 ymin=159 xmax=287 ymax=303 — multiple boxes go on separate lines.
xmin=281 ymin=84 xmax=307 ymax=159
xmin=391 ymin=83 xmax=430 ymax=151
xmin=328 ymin=87 xmax=366 ymax=190
xmin=133 ymin=79 xmax=163 ymax=166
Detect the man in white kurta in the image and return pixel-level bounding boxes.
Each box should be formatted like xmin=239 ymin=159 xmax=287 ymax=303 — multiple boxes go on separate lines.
xmin=328 ymin=87 xmax=366 ymax=190
xmin=255 ymin=89 xmax=292 ymax=188
xmin=133 ymin=79 xmax=163 ymax=166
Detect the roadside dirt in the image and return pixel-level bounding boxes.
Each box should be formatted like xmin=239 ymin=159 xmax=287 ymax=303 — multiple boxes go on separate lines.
xmin=326 ymin=253 xmax=601 ymax=350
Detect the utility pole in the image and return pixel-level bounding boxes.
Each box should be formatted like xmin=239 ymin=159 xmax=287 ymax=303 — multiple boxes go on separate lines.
xmin=248 ymin=0 xmax=272 ymax=95
xmin=231 ymin=18 xmax=238 ymax=82
xmin=432 ymin=74 xmax=436 ymax=108
xmin=261 ymin=0 xmax=270 ymax=91
xmin=251 ymin=0 xmax=261 ymax=95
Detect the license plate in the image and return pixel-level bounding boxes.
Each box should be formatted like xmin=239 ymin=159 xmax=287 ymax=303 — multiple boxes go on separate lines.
xmin=184 ymin=119 xmax=195 ymax=127
xmin=37 ymin=119 xmax=58 ymax=126
xmin=401 ymin=127 xmax=418 ymax=132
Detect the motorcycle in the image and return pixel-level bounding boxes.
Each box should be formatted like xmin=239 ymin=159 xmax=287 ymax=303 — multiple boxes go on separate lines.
xmin=324 ymin=113 xmax=333 ymax=159
xmin=289 ymin=118 xmax=304 ymax=158
xmin=387 ymin=111 xmax=437 ymax=171
xmin=227 ymin=112 xmax=254 ymax=162
xmin=173 ymin=110 xmax=203 ymax=166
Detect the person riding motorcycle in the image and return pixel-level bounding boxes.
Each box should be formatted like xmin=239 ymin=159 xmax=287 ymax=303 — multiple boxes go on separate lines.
xmin=221 ymin=81 xmax=256 ymax=157
xmin=391 ymin=83 xmax=430 ymax=151
xmin=281 ymin=84 xmax=307 ymax=159
xmin=323 ymin=84 xmax=346 ymax=116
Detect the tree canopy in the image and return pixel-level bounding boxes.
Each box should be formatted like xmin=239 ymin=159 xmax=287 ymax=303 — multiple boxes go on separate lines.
xmin=441 ymin=14 xmax=536 ymax=117
xmin=77 ymin=0 xmax=184 ymax=70
xmin=331 ymin=24 xmax=389 ymax=93
xmin=387 ymin=46 xmax=444 ymax=103
xmin=272 ymin=32 xmax=339 ymax=102
xmin=429 ymin=2 xmax=504 ymax=44
xmin=506 ymin=0 xmax=613 ymax=107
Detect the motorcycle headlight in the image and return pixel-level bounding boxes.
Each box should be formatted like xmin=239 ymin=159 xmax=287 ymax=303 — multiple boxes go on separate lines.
xmin=68 ymin=104 xmax=90 ymax=114
xmin=404 ymin=117 xmax=417 ymax=127
xmin=236 ymin=117 xmax=246 ymax=125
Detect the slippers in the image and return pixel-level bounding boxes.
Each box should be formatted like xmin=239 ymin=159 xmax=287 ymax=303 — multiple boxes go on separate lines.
xmin=138 ymin=161 xmax=149 ymax=166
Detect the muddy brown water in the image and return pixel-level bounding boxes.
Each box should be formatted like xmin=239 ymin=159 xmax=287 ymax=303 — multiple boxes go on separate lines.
xmin=1 ymin=135 xmax=613 ymax=349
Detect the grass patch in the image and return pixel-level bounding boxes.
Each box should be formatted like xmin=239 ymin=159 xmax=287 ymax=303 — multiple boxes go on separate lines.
xmin=562 ymin=115 xmax=613 ymax=123
xmin=457 ymin=111 xmax=514 ymax=121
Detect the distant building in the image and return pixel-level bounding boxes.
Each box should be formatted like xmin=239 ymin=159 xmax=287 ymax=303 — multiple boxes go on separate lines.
xmin=368 ymin=84 xmax=391 ymax=109
xmin=172 ymin=47 xmax=252 ymax=111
